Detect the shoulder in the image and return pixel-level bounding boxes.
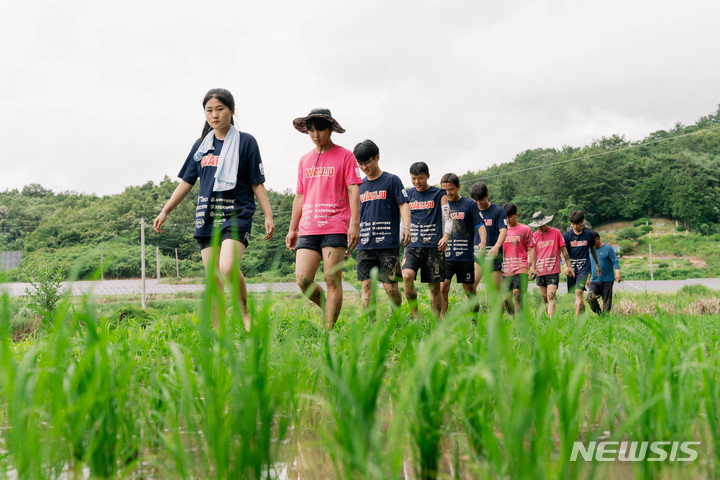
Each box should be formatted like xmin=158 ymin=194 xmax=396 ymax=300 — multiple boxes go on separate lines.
xmin=332 ymin=144 xmax=355 ymax=160
xmin=238 ymin=131 xmax=258 ymax=144
xmin=188 ymin=138 xmax=202 ymax=154
xmin=385 ymin=172 xmax=402 ymax=184
xmin=299 ymin=148 xmax=317 ymax=163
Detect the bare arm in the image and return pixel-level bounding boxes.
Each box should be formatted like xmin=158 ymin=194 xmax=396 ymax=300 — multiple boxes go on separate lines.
xmin=561 ymin=245 xmax=574 ymax=277
xmin=399 ymin=202 xmax=411 ymax=246
xmin=438 ymin=194 xmax=450 ymax=251
xmin=153 ymin=180 xmax=194 ymax=233
xmin=590 ymin=246 xmax=603 ymax=277
xmin=285 ymin=193 xmax=303 ymax=250
xmin=528 ymin=246 xmax=536 ymax=278
xmin=251 ymin=183 xmax=275 ymax=240
xmin=347 ymin=184 xmax=360 ymax=251
xmin=488 ymin=228 xmax=507 ymax=258
xmin=476 ymin=224 xmax=487 ymax=250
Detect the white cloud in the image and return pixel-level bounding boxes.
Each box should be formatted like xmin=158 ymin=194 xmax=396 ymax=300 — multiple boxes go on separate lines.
xmin=0 ymin=0 xmax=718 ymax=196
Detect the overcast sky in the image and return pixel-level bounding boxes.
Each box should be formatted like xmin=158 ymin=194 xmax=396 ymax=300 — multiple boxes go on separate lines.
xmin=1 ymin=0 xmax=719 ymax=197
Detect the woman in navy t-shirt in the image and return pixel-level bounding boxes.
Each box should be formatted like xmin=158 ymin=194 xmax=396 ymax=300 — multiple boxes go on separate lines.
xmin=153 ymin=88 xmax=274 ymax=331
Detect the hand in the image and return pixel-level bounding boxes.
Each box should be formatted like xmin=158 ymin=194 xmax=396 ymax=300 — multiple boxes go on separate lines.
xmin=487 ymin=245 xmax=500 ymax=259
xmin=597 ymin=266 xmax=603 ymax=277
xmin=263 ymin=217 xmax=275 ymax=240
xmin=565 ymin=266 xmax=575 ymax=278
xmin=615 ymin=272 xmax=622 ymax=283
xmin=401 ymin=229 xmax=411 ymax=246
xmin=438 ymin=234 xmax=449 ymax=252
xmin=286 ymin=230 xmax=298 ymax=250
xmin=529 ymin=265 xmax=536 ymax=280
xmin=347 ymin=224 xmax=360 ymax=252
xmin=153 ymin=212 xmax=167 ymax=233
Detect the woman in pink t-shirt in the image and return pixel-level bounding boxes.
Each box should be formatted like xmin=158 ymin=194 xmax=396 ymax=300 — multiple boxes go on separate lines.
xmin=286 ymin=108 xmax=362 ymax=328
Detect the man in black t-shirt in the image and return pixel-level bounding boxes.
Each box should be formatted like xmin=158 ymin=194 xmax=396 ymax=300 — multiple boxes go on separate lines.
xmin=562 ymin=210 xmax=602 ymax=317
xmin=401 ymin=162 xmax=451 ymax=318
xmin=354 ymin=140 xmax=410 ymax=308
xmin=440 ymin=173 xmax=486 ymax=315
xmin=470 ymin=182 xmax=507 ymax=295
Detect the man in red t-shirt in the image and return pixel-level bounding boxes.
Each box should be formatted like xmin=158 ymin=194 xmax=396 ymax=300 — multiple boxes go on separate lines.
xmin=286 ymin=108 xmax=362 ymax=328
xmin=502 ymin=203 xmax=535 ymax=315
xmin=529 ymin=211 xmax=573 ymax=316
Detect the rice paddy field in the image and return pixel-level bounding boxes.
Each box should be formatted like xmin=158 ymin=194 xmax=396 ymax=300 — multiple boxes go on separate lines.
xmin=1 ymin=276 xmax=720 ymax=479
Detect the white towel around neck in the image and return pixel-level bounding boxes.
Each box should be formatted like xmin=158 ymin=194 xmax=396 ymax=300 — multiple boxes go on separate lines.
xmin=193 ymin=124 xmax=240 ymax=192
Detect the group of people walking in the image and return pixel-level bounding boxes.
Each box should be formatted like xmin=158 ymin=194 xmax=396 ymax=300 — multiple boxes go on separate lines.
xmin=153 ymin=89 xmax=621 ymax=330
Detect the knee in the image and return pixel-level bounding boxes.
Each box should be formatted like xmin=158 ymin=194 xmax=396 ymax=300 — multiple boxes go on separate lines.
xmin=219 ymin=264 xmax=242 ymax=280
xmin=296 ymin=273 xmax=313 ymax=290
xmin=402 ymin=270 xmax=415 ymax=283
xmin=325 ymin=275 xmax=341 ymax=290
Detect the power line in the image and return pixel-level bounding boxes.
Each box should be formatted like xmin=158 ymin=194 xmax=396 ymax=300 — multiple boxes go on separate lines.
xmin=2 ymin=123 xmax=718 ymax=230
xmin=458 ymin=124 xmax=720 ymax=185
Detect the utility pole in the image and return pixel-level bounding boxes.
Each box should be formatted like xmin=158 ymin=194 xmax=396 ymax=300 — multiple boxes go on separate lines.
xmin=100 ymin=247 xmax=104 ymax=280
xmin=140 ymin=218 xmax=146 ymax=309
xmin=175 ymin=248 xmax=180 ymax=278
xmin=649 ymin=243 xmax=654 ymax=282
xmin=156 ymin=246 xmax=160 ymax=280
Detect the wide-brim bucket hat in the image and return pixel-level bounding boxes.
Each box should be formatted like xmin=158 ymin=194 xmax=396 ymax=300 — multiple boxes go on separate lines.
xmin=528 ymin=211 xmax=554 ymax=227
xmin=293 ymin=108 xmax=345 ymax=134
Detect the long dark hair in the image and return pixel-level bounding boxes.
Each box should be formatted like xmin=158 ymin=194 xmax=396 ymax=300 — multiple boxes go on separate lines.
xmin=200 ymin=88 xmax=235 ymax=140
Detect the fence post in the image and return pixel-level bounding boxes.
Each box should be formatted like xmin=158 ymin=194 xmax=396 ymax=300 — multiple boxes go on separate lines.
xmin=156 ymin=246 xmax=160 ymax=280
xmin=175 ymin=248 xmax=180 ymax=278
xmin=141 ymin=218 xmax=146 ymax=309
xmin=649 ymin=243 xmax=654 ymax=282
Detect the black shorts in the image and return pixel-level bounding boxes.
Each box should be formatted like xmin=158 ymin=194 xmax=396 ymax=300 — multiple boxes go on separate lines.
xmin=536 ymin=273 xmax=560 ymax=287
xmin=445 ymin=261 xmax=475 ymax=284
xmin=587 ymin=281 xmax=615 ymax=312
xmin=196 ymin=227 xmax=250 ymax=250
xmin=475 ymin=249 xmax=503 ymax=272
xmin=567 ymin=271 xmax=590 ymax=292
xmin=357 ymin=249 xmax=401 ymax=283
xmin=296 ymin=234 xmax=348 ymax=253
xmin=402 ymin=246 xmax=446 ymax=284
xmin=505 ymin=273 xmax=528 ymax=292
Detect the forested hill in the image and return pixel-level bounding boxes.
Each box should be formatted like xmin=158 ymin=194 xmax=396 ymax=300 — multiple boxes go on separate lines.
xmin=456 ymin=106 xmax=720 ymax=233
xmin=1 ymin=107 xmax=719 ymax=281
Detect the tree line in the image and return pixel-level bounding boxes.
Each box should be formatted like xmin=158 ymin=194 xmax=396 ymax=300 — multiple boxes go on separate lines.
xmin=1 ymin=106 xmax=719 ymax=281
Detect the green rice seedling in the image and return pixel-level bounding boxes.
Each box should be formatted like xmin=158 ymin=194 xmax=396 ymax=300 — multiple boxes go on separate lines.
xmin=168 ymin=250 xmax=295 ymax=479
xmin=1 ymin=294 xmax=77 ymax=478
xmin=401 ymin=318 xmax=457 ymax=480
xmin=320 ymin=305 xmax=399 ymax=479
xmin=50 ymin=301 xmax=142 ymax=478
xmin=614 ymin=315 xmax=701 ymax=480
xmin=691 ymin=319 xmax=720 ymax=476
xmin=453 ymin=326 xmax=500 ymax=477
